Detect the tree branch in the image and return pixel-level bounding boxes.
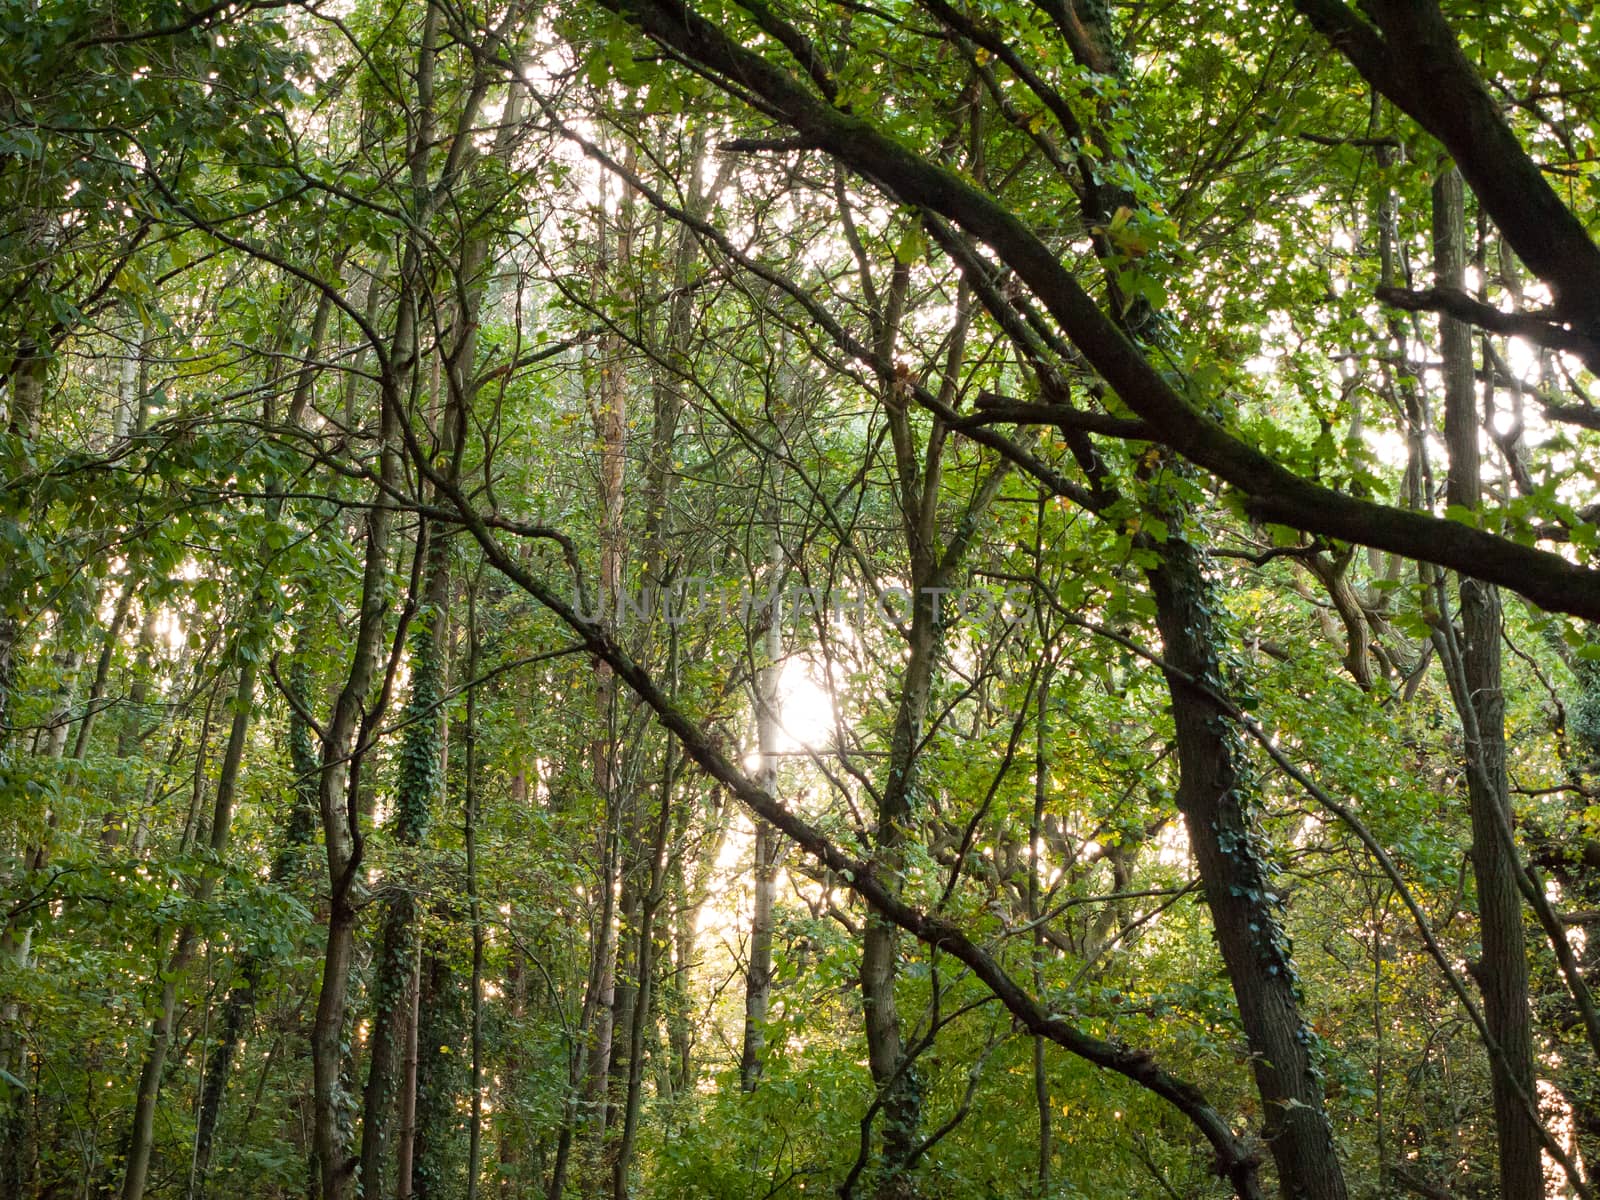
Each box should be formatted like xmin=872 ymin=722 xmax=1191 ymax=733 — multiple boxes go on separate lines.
xmin=1375 ymin=285 xmax=1600 ymax=368
xmin=599 ymin=0 xmax=1600 ymax=623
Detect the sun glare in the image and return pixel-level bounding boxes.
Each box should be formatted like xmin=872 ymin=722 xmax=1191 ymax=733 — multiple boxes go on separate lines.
xmin=773 ymin=659 xmax=836 ymax=750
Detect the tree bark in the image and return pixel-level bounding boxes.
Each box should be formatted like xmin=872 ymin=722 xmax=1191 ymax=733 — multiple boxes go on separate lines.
xmin=465 ymin=591 xmax=486 ymax=1200
xmin=740 ymin=530 xmax=784 ymax=1093
xmin=1148 ymin=540 xmax=1348 ymax=1200
xmin=311 ymin=396 xmax=404 ymax=1200
xmin=1432 ymin=166 xmax=1542 ymax=1200
xmin=356 ymin=524 xmax=452 ymax=1198
xmin=395 ymin=944 xmax=421 ymax=1200
xmin=611 ymin=746 xmax=678 ymax=1199
xmin=414 ymin=934 xmax=467 ymax=1200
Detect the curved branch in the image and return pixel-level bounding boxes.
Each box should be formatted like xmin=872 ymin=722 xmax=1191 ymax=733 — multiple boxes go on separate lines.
xmin=598 ymin=0 xmax=1600 ymax=623
xmin=432 ymin=481 xmax=1266 ymax=1199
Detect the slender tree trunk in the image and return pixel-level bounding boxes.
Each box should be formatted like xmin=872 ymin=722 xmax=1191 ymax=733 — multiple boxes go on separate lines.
xmin=606 ymin=879 xmax=640 ymax=1137
xmin=1030 ymin=664 xmax=1052 ymax=1197
xmin=611 ymin=738 xmax=680 ymax=1199
xmin=549 ymin=809 xmax=618 ymax=1200
xmin=121 ymin=658 xmax=256 ymax=1200
xmin=499 ymin=936 xmax=528 ymax=1200
xmin=316 ymin=5 xmax=461 ymax=1187
xmin=465 ymin=590 xmax=486 ymax=1200
xmin=574 ymin=182 xmax=632 ymax=1184
xmin=741 ymin=532 xmax=784 ymax=1092
xmin=853 ymin=244 xmax=996 ymax=1199
xmin=104 ymin=605 xmax=160 ymax=849
xmin=395 ymin=944 xmax=422 ymax=1200
xmin=861 ymin=583 xmax=937 ymax=1200
xmin=1433 ymin=166 xmax=1541 ymax=1200
xmin=312 ymin=400 xmax=404 ymax=1200
xmin=740 ymin=819 xmax=780 ymax=1092
xmin=356 ymin=525 xmax=452 ymax=1197
xmin=70 ymin=573 xmax=135 ymax=762
xmin=665 ymin=854 xmax=695 ymax=1099
xmin=190 ymin=274 xmax=339 ymax=1199
xmin=191 ymin=657 xmax=320 ymax=1197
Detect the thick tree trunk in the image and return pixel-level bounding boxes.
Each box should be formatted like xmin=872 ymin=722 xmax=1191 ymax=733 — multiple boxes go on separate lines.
xmin=1147 ymin=538 xmax=1347 ymax=1200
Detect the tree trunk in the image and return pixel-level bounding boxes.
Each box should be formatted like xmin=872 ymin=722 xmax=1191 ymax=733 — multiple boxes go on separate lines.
xmin=861 ymin=581 xmax=937 ymax=1200
xmin=1030 ymin=664 xmax=1053 ymax=1196
xmin=312 ymin=391 xmax=404 ymax=1200
xmin=356 ymin=525 xmax=452 ymax=1198
xmin=413 ymin=936 xmax=466 ymax=1200
xmin=740 ymin=820 xmax=780 ymax=1092
xmin=121 ymin=657 xmax=256 ymax=1200
xmin=1148 ymin=539 xmax=1347 ymax=1200
xmin=191 ymin=657 xmax=320 ymax=1197
xmin=463 ymin=588 xmax=486 ymax=1200
xmin=189 ymin=274 xmax=338 ymax=1196
xmin=741 ymin=534 xmax=784 ymax=1092
xmin=610 ymin=744 xmax=676 ymax=1200
xmin=1433 ymin=166 xmax=1542 ymax=1200
xmin=573 ymin=174 xmax=632 ymax=1188
xmin=316 ymin=6 xmax=457 ymax=1186
xmin=395 ymin=944 xmax=421 ymax=1200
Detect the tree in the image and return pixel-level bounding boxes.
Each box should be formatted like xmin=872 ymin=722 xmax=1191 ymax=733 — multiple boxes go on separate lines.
xmin=5 ymin=0 xmax=1600 ymax=1198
